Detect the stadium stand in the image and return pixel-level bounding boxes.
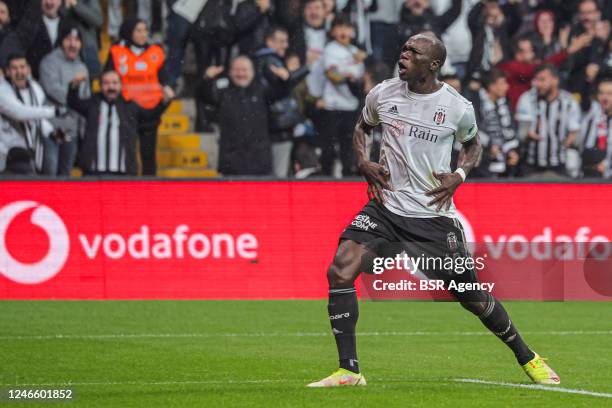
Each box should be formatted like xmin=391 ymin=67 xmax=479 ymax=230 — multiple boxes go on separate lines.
xmin=0 ymin=0 xmax=609 ymax=179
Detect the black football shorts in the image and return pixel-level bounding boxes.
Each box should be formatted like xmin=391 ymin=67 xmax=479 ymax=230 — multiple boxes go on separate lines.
xmin=340 ymin=200 xmax=476 ymax=282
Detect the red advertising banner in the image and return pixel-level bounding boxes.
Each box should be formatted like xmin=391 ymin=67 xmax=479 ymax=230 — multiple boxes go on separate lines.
xmin=0 ymin=181 xmax=611 ymax=300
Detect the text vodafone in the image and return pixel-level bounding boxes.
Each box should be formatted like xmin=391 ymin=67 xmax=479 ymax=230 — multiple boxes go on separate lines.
xmin=78 ymin=225 xmax=258 ymax=260
xmin=483 ymin=227 xmax=609 ymax=260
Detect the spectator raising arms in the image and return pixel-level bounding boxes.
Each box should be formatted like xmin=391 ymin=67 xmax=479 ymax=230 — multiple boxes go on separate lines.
xmin=529 ymin=10 xmax=569 ymax=60
xmin=198 ymin=56 xmax=292 ymax=176
xmin=67 ymin=70 xmax=139 ymax=176
xmin=568 ymin=0 xmax=610 ymax=96
xmin=318 ymin=15 xmax=366 ymax=176
xmin=0 ymin=0 xmax=609 ymax=181
xmin=39 ymin=25 xmax=90 ymax=176
xmin=0 ymin=54 xmax=66 ymax=173
xmin=63 ymin=0 xmax=103 ymax=78
xmin=254 ymin=26 xmax=309 ymax=177
xmin=107 ymin=19 xmax=174 ymax=176
xmin=33 ymin=0 xmax=72 ymax=76
xmin=497 ymin=34 xmax=591 ymax=110
xmin=0 ymin=0 xmax=75 ymax=78
xmin=466 ymin=0 xmax=522 ymax=82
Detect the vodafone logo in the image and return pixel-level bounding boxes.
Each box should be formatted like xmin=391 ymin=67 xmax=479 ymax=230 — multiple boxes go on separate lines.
xmin=78 ymin=226 xmax=258 ymax=260
xmin=456 ymin=210 xmax=611 ymax=261
xmin=0 ymin=201 xmax=69 ymax=284
xmin=0 ymin=199 xmax=259 ymax=286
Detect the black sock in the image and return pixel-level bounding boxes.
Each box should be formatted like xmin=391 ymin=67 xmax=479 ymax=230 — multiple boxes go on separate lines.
xmin=478 ymin=294 xmax=535 ymax=365
xmin=328 ymin=287 xmax=359 ymax=373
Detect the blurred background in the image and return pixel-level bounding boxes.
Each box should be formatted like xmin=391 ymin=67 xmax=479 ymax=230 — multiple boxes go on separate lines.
xmin=0 ymin=0 xmax=609 ymax=181
xmin=1 ymin=4 xmax=611 ymax=403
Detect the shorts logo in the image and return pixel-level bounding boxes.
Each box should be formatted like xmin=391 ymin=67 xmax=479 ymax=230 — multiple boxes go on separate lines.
xmin=351 ymin=214 xmax=378 ymax=231
xmin=330 ymin=312 xmax=350 ymax=320
xmin=447 ymin=232 xmax=458 ymax=251
xmin=433 ymin=107 xmax=447 ymax=125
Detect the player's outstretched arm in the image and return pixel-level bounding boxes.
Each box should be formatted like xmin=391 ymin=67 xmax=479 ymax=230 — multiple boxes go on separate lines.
xmin=426 ymin=135 xmax=482 ymax=212
xmin=354 ymin=114 xmax=392 ymax=204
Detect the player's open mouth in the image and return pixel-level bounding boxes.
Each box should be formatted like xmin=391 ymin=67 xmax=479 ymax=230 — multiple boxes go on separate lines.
xmin=398 ymin=60 xmax=409 ymax=75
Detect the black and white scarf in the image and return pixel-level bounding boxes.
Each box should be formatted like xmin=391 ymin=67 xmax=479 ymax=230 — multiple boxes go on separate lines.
xmin=478 ymin=89 xmax=519 ymax=173
xmin=12 ymin=81 xmax=44 ymax=172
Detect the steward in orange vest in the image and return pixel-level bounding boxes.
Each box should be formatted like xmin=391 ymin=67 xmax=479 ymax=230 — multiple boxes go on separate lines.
xmin=105 ymin=19 xmax=171 ymax=111
xmin=105 ymin=19 xmax=173 ymax=176
xmin=109 ymin=42 xmax=165 ymax=109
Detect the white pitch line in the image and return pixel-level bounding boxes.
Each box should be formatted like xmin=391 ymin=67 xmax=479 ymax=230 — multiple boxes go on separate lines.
xmin=0 ymin=379 xmax=290 ymax=387
xmin=0 ymin=330 xmax=611 ymax=341
xmin=0 ymin=378 xmax=435 ymax=387
xmin=454 ymin=378 xmax=612 ymax=398
xmin=3 ymin=378 xmax=612 ymax=399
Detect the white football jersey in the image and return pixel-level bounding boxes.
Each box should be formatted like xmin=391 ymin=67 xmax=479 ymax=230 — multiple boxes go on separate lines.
xmin=362 ymin=78 xmax=477 ymax=218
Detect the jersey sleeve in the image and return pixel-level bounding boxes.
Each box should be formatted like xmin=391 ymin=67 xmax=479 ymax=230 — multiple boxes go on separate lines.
xmin=455 ymin=103 xmax=478 ymax=143
xmin=515 ymin=91 xmax=535 ymax=123
xmin=361 ymin=83 xmax=382 ymax=126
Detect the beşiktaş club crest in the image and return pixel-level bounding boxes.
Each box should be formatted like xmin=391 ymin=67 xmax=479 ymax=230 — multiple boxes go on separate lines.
xmin=433 ymin=107 xmax=447 ymax=125
xmin=447 ymin=232 xmax=458 ymax=251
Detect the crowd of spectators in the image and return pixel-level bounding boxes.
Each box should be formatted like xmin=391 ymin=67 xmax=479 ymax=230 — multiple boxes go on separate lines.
xmin=0 ymin=0 xmax=610 ymax=179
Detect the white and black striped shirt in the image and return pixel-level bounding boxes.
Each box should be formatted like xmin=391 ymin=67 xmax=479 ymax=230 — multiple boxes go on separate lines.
xmin=580 ymin=101 xmax=612 ymax=176
xmin=516 ymin=89 xmax=581 ymax=168
xmin=93 ymin=101 xmax=127 ymax=173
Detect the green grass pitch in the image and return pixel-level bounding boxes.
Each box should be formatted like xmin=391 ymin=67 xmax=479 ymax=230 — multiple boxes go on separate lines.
xmin=1 ymin=300 xmax=611 ymax=407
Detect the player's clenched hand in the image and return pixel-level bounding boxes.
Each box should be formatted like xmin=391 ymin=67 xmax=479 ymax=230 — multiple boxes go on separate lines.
xmin=359 ymin=161 xmax=392 ymax=204
xmin=425 ymin=171 xmax=463 ymax=213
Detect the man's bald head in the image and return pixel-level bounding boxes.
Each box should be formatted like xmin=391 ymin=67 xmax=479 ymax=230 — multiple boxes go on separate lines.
xmin=412 ymin=32 xmax=447 ymax=70
xmin=398 ymin=33 xmax=447 ymax=83
xmin=230 ymin=55 xmax=255 ymax=88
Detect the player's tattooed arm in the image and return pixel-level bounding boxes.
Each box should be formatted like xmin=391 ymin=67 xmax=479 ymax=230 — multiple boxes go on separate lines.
xmin=426 ymin=135 xmax=483 ymax=212
xmin=354 ymin=114 xmax=392 ymax=204
xmin=457 ymin=135 xmax=483 ymax=177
